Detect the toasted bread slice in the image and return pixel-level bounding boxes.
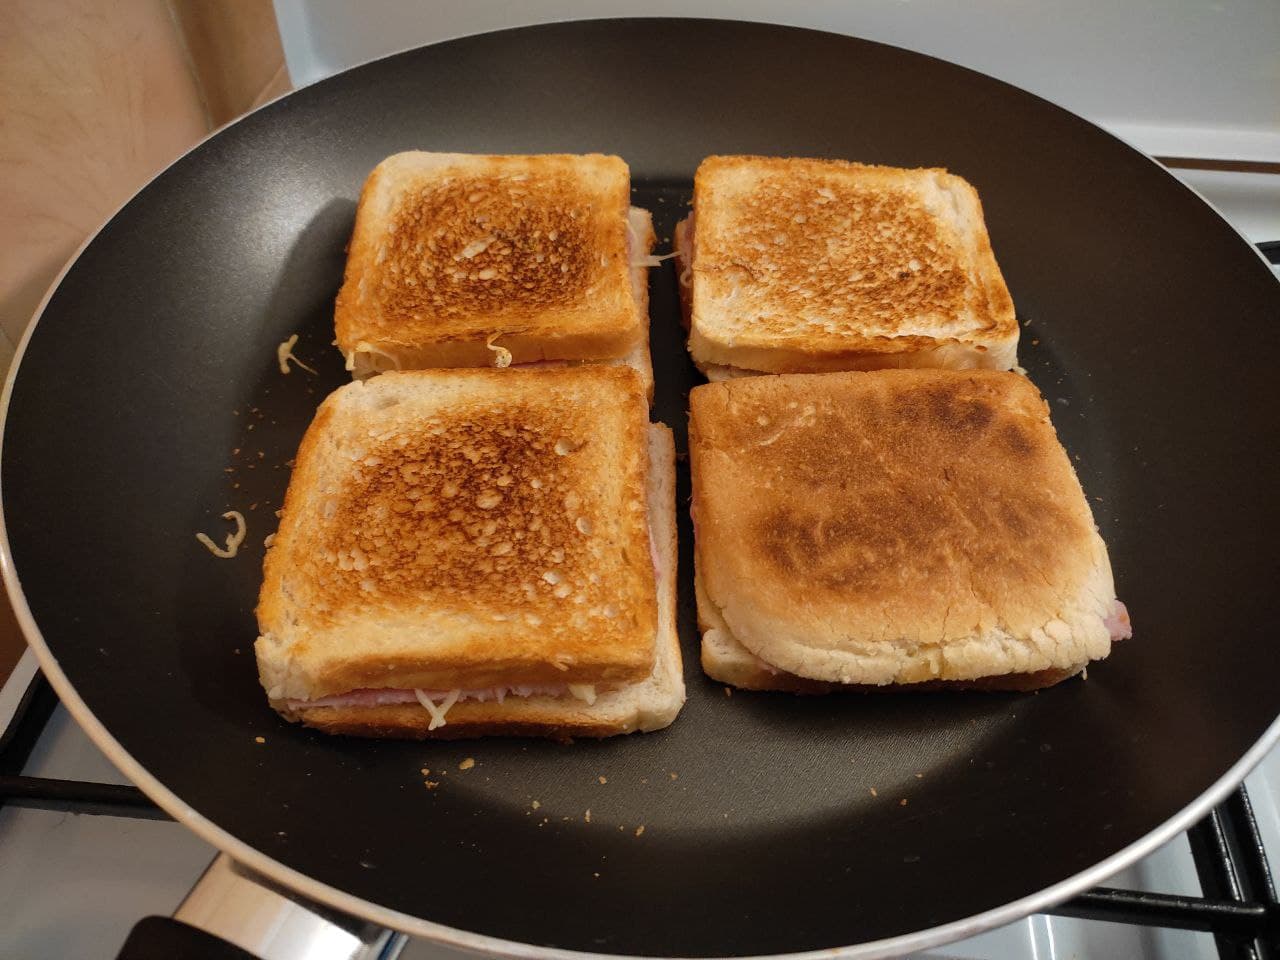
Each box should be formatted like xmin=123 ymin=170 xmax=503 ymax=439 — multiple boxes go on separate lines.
xmin=257 ymin=367 xmax=657 ymax=706
xmin=336 ymin=152 xmax=649 ymax=374
xmin=689 ymin=369 xmax=1128 ymax=688
xmin=681 ymin=156 xmax=1018 ymax=375
xmin=293 ymin=423 xmax=684 ymax=739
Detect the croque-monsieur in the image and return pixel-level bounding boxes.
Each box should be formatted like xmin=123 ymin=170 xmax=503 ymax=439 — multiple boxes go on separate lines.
xmin=335 ymin=152 xmax=658 ymax=395
xmin=689 ymin=369 xmax=1130 ymax=693
xmin=674 ymin=156 xmax=1018 ymax=380
xmin=256 ymin=366 xmax=683 ymax=738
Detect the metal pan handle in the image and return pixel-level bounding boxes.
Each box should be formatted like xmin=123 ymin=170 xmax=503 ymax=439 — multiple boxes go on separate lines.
xmin=114 ymin=854 xmax=406 ymax=960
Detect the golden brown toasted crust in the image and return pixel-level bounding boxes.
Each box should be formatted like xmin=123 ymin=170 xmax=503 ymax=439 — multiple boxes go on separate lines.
xmin=686 ymin=156 xmax=1018 ymax=373
xmin=689 ymin=369 xmax=1120 ymax=685
xmin=335 ymin=153 xmax=643 ymax=368
xmin=257 ymin=367 xmax=657 ymax=700
xmin=287 ymin=423 xmax=684 ymax=740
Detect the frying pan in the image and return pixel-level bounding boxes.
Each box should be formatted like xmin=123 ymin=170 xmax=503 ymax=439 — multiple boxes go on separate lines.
xmin=4 ymin=17 xmax=1279 ymax=960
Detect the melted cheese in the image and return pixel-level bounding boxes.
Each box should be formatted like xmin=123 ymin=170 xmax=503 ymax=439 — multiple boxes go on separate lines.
xmin=485 ymin=334 xmax=513 ymax=368
xmin=567 ymin=683 xmax=597 ymax=705
xmin=414 ymin=688 xmax=462 ymax=731
xmin=276 ymin=334 xmax=317 ymax=375
xmin=196 ymin=511 xmax=247 ymax=559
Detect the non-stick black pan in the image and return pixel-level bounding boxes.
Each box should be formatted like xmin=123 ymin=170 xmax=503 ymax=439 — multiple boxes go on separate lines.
xmin=4 ymin=18 xmax=1279 ymax=960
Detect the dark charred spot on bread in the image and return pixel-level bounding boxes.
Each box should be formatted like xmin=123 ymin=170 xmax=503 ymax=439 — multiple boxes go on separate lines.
xmin=373 ymin=175 xmax=600 ymax=323
xmin=996 ymin=421 xmax=1036 ymax=459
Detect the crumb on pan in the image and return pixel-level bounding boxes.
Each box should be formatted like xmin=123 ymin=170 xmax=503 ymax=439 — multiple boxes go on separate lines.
xmin=635 ymin=825 xmax=645 ymax=837
xmin=870 ymin=788 xmax=878 ymax=797
xmin=425 ymin=780 xmax=439 ymax=790
xmin=254 ymin=736 xmax=265 ymax=744
xmin=597 ymin=775 xmax=607 ymax=785
xmin=459 ymin=757 xmax=476 ymax=771
xmin=197 ymin=510 xmax=247 ymax=558
xmin=531 ymin=800 xmax=541 ymax=810
xmin=900 ymin=798 xmax=909 ymax=806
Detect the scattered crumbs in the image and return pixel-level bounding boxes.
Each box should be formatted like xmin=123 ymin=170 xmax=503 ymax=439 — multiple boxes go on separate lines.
xmin=1022 ymin=317 xmax=1033 ymax=327
xmin=635 ymin=825 xmax=645 ymax=837
xmin=723 ymin=686 xmax=733 ymax=697
xmin=531 ymin=800 xmax=541 ymax=810
xmin=1093 ymin=495 xmax=1104 ymax=502
xmin=669 ymin=772 xmax=678 ymax=780
xmin=232 ymin=448 xmax=240 ymax=456
xmin=640 ymin=777 xmax=647 ymax=784
xmin=870 ymin=788 xmax=878 ymax=797
xmin=223 ymin=467 xmax=235 ymax=474
xmin=542 ymin=817 xmax=549 ymax=824
xmin=232 ymin=483 xmax=240 ymax=489
xmin=593 ymin=872 xmax=600 ymax=878
xmin=257 ymin=451 xmax=265 ymax=460
xmin=249 ymin=503 xmax=258 ymax=511
xmin=459 ymin=757 xmax=476 ymax=771
xmin=440 ymin=770 xmax=447 ymax=776
xmin=585 ymin=809 xmax=592 ymax=823
xmin=1031 ymin=339 xmax=1040 ymax=346
xmin=1055 ymin=397 xmax=1069 ymax=406
xmin=233 ymin=409 xmax=240 ymax=416
xmin=254 ymin=736 xmax=265 ymax=744
xmin=597 ymin=776 xmax=607 ymax=785
xmin=1082 ymin=667 xmax=1089 ymax=681
xmin=899 ymin=798 xmax=908 ymax=807
xmin=420 ymin=768 xmax=430 ymax=776
xmin=915 ymin=773 xmax=923 ymax=779
xmin=562 ymin=816 xmax=569 ymax=822
xmin=233 ymin=648 xmax=240 ymax=654
xmin=425 ymin=781 xmax=439 ymax=790
xmin=247 ymin=423 xmax=255 ymax=431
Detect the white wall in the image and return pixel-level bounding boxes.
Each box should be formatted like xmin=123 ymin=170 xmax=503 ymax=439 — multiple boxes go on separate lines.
xmin=274 ymin=0 xmax=1280 ymax=162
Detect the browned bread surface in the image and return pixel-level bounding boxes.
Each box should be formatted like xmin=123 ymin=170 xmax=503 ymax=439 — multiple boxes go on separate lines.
xmin=336 ymin=152 xmax=644 ymax=369
xmin=292 ymin=423 xmax=684 ymax=739
xmin=686 ymin=156 xmax=1018 ymax=373
xmin=257 ymin=367 xmax=656 ymax=701
xmin=689 ymin=368 xmax=1120 ymax=685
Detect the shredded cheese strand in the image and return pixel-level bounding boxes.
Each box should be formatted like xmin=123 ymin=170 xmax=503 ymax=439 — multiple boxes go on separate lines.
xmin=196 ymin=511 xmax=247 ymax=559
xmin=414 ymin=688 xmax=462 ymax=730
xmin=276 ymin=334 xmax=317 ymax=375
xmin=485 ymin=334 xmax=513 ymax=369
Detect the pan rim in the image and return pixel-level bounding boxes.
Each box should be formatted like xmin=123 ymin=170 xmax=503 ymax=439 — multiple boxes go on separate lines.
xmin=3 ymin=17 xmax=1278 ymax=959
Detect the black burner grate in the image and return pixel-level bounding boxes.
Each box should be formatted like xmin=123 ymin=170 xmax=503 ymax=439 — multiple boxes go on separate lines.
xmin=1 ymin=668 xmax=1276 ymax=958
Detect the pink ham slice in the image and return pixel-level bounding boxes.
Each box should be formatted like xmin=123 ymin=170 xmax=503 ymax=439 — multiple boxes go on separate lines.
xmin=1105 ymin=600 xmax=1133 ymax=641
xmin=286 ymin=684 xmax=576 ymax=712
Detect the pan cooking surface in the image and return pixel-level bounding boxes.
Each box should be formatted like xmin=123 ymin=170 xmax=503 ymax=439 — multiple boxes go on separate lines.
xmin=4 ymin=19 xmax=1280 ymax=957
